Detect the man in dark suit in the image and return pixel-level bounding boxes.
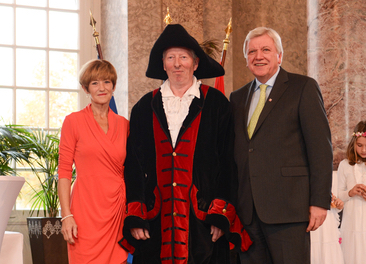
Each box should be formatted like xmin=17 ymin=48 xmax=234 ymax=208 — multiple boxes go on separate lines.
xmin=230 ymin=27 xmax=333 ymax=264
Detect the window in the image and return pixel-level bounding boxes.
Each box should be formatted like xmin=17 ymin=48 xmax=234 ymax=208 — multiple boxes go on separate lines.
xmin=0 ymin=0 xmax=99 ymax=209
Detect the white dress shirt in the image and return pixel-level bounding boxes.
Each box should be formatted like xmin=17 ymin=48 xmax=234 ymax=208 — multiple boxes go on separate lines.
xmin=161 ymin=76 xmax=201 ymax=147
xmin=247 ymin=67 xmax=280 ymax=125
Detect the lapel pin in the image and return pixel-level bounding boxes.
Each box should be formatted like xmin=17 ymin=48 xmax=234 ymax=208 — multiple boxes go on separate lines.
xmin=269 ymin=98 xmax=272 ymax=102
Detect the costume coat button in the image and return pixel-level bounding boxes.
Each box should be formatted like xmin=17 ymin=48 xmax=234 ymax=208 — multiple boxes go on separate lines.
xmin=249 ymin=148 xmax=253 ymax=152
xmin=172 ymin=152 xmax=177 ymax=156
xmin=173 ymin=212 xmax=177 ymax=217
xmin=172 ymin=182 xmax=177 ymax=187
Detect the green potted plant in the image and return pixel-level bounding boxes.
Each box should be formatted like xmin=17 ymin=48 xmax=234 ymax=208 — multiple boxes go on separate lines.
xmin=0 ymin=125 xmax=30 ymax=251
xmin=27 ymin=129 xmax=62 ymax=217
xmin=26 ymin=128 xmax=74 ymax=264
xmin=0 ymin=125 xmax=33 ymax=175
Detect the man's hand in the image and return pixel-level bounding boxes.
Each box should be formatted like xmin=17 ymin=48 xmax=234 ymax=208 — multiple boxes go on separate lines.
xmin=211 ymin=225 xmax=224 ymax=242
xmin=306 ymin=206 xmax=327 ymax=232
xmin=131 ymin=228 xmax=150 ymax=240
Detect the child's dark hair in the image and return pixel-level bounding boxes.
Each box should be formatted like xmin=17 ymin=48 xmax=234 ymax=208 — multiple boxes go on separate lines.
xmin=347 ymin=121 xmax=366 ymax=165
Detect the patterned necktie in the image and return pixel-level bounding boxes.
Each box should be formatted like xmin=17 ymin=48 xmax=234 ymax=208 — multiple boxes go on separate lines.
xmin=247 ymin=84 xmax=268 ymax=139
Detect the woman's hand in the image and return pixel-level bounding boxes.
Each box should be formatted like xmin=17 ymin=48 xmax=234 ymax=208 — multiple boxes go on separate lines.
xmin=348 ymin=184 xmax=366 ymax=200
xmin=61 ymin=216 xmax=78 ymax=244
xmin=130 ymin=228 xmax=150 ymax=240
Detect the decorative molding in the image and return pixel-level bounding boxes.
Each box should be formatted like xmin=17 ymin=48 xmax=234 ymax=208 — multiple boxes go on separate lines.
xmin=28 ymin=219 xmax=62 ymax=239
xmin=43 ymin=220 xmax=62 ymax=239
xmin=28 ymin=221 xmax=42 ymax=239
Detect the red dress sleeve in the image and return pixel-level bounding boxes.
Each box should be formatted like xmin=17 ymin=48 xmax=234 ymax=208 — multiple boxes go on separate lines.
xmin=58 ymin=115 xmax=78 ymax=180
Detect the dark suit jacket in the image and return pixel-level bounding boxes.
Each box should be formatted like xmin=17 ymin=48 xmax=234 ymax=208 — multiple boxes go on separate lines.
xmin=230 ymin=67 xmax=333 ymax=225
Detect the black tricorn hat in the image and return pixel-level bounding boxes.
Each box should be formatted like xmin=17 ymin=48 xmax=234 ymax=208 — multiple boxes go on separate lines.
xmin=146 ymin=24 xmax=225 ymax=80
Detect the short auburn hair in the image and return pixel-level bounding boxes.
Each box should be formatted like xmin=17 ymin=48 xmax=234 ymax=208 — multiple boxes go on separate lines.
xmin=347 ymin=120 xmax=366 ymax=165
xmin=79 ymin=59 xmax=117 ymax=91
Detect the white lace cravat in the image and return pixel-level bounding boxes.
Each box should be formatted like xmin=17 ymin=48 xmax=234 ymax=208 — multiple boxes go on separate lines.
xmin=161 ymin=77 xmax=201 ymax=147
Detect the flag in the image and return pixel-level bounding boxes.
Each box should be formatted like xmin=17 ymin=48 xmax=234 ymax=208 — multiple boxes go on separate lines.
xmin=214 ymin=75 xmax=225 ymax=95
xmin=109 ymin=95 xmax=118 ymax=114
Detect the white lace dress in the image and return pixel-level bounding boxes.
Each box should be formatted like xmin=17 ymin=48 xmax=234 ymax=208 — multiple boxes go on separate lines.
xmin=311 ymin=171 xmax=344 ymax=264
xmin=311 ymin=209 xmax=344 ymax=264
xmin=338 ymin=159 xmax=366 ymax=264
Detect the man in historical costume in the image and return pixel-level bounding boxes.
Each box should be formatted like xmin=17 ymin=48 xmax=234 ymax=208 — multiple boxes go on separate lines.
xmin=119 ymin=24 xmax=251 ymax=263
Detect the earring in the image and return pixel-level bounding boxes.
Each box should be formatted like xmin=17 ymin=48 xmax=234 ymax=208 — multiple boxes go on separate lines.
xmin=86 ymin=94 xmax=90 ymax=99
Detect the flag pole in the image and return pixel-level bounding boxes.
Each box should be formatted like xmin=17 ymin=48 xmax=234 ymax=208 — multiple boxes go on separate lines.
xmin=89 ymin=10 xmax=103 ymax=60
xmin=214 ymin=18 xmax=232 ymax=95
xmin=164 ymin=7 xmax=173 ymax=25
xmin=219 ymin=18 xmax=232 ymax=67
xmin=89 ymin=10 xmax=118 ymax=114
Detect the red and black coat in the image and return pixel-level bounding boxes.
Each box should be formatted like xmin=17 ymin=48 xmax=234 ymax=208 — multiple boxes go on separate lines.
xmin=119 ymin=85 xmax=251 ymax=264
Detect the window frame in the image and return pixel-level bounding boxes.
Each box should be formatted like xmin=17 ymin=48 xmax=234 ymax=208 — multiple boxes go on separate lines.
xmin=0 ymin=0 xmax=101 ymax=210
xmin=0 ymin=0 xmax=99 ymax=128
xmin=2 ymin=2 xmax=100 ymax=263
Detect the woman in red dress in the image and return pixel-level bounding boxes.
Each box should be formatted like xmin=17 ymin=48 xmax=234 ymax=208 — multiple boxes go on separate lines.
xmin=58 ymin=59 xmax=128 ymax=264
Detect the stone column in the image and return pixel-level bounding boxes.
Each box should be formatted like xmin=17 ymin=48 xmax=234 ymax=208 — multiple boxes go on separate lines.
xmin=232 ymin=0 xmax=308 ymax=91
xmin=308 ymin=0 xmax=366 ymax=168
xmin=101 ymin=0 xmax=129 ymax=118
xmin=127 ymin=0 xmax=162 ymax=113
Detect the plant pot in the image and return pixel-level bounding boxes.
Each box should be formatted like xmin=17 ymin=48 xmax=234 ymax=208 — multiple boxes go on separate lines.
xmin=27 ymin=217 xmax=68 ymax=264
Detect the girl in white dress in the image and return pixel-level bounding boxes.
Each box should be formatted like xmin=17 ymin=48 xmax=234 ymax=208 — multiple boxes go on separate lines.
xmin=338 ymin=120 xmax=366 ymax=264
xmin=311 ymin=171 xmax=344 ymax=264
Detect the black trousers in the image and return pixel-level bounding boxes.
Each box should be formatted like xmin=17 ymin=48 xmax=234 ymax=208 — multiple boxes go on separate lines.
xmin=239 ymin=208 xmax=310 ymax=264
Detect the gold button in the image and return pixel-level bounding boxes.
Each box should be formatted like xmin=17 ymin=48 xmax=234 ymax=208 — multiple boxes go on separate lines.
xmin=172 ymin=152 xmax=177 ymax=156
xmin=222 ymin=209 xmax=227 ymax=213
xmin=172 ymin=182 xmax=177 ymax=187
xmin=173 ymin=212 xmax=177 ymax=217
